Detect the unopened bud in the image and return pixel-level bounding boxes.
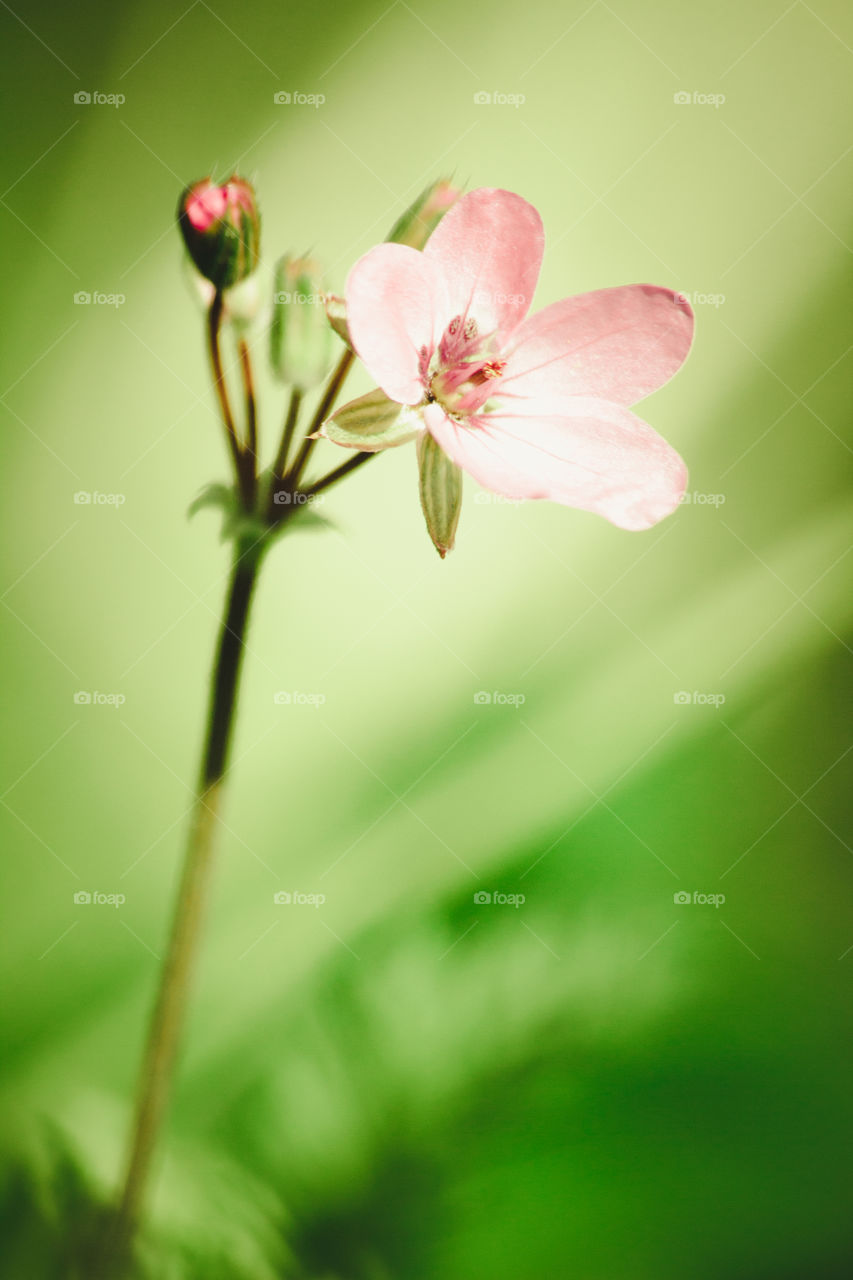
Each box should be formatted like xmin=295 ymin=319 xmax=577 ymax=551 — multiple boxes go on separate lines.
xmin=178 ymin=176 xmax=260 ymax=291
xmin=270 ymin=256 xmax=333 ymax=389
xmin=386 ymin=179 xmax=461 ymax=250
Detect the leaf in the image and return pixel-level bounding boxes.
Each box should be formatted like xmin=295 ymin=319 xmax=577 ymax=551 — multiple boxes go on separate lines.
xmin=187 ymin=483 xmax=235 ymax=521
xmin=319 ymin=388 xmax=423 ymax=451
xmin=417 ymin=431 xmax=462 ymax=558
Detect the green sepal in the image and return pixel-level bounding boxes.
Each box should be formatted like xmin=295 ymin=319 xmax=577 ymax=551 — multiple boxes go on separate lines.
xmin=319 ymin=388 xmax=423 ymax=451
xmin=417 ymin=432 xmax=462 ymax=558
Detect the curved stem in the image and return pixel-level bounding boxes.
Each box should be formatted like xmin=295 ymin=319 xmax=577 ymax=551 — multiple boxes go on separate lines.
xmin=285 ymin=348 xmax=354 ymax=491
xmin=100 ymin=537 xmax=264 ymax=1275
xmin=272 ymin=386 xmax=302 ymax=482
xmin=303 ymin=449 xmax=374 ymax=497
xmin=208 ymin=295 xmax=252 ymax=509
xmin=237 ymin=337 xmax=258 ymax=507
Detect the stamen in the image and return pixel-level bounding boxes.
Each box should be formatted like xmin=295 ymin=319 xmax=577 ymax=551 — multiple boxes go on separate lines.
xmin=463 ymin=318 xmax=478 ymax=340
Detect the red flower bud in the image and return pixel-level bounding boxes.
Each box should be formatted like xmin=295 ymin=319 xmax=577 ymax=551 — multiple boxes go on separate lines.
xmin=177 ymin=177 xmax=260 ymax=291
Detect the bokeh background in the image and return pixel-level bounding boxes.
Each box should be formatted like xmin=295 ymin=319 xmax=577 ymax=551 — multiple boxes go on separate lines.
xmin=2 ymin=0 xmax=852 ymax=1275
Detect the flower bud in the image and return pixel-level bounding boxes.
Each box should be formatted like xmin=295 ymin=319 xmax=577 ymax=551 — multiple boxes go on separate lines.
xmin=178 ymin=176 xmax=260 ymax=291
xmin=386 ymin=179 xmax=461 ymax=250
xmin=270 ymin=255 xmax=333 ymax=390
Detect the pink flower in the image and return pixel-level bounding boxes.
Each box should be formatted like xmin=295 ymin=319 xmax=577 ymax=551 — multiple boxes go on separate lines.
xmin=343 ymin=188 xmax=693 ymax=531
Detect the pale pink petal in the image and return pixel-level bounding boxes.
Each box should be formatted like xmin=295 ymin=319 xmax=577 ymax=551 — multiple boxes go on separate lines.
xmin=499 ymin=285 xmax=694 ymax=407
xmin=423 ymin=399 xmax=687 ymax=531
xmin=346 ymin=244 xmax=446 ymax=404
xmin=423 ymin=188 xmax=543 ymax=338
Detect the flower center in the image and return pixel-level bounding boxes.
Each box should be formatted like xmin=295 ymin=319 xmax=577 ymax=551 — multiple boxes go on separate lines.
xmin=423 ymin=314 xmax=507 ymax=416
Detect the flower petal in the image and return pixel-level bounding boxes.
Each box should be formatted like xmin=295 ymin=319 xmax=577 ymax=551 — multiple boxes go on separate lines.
xmin=499 ymin=285 xmax=694 ymax=407
xmin=346 ymin=243 xmax=445 ymax=404
xmin=423 ymin=398 xmax=687 ymax=531
xmin=423 ymin=188 xmax=543 ymax=338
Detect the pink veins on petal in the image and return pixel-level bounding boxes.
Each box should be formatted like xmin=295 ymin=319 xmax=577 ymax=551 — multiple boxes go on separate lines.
xmin=344 ymin=187 xmax=694 ymax=531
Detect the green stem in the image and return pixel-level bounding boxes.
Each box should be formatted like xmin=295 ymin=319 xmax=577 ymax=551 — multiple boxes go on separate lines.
xmin=100 ymin=536 xmax=264 ymax=1275
xmin=272 ymin=387 xmax=303 ymax=481
xmin=208 ymin=295 xmax=252 ymax=509
xmin=237 ymin=338 xmax=258 ymax=508
xmin=303 ymin=449 xmax=374 ymax=497
xmin=285 ymin=348 xmax=354 ymax=490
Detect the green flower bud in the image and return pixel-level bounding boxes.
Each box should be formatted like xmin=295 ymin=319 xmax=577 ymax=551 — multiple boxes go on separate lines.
xmin=178 ymin=176 xmax=260 ymax=291
xmin=270 ymin=255 xmax=333 ymax=390
xmin=386 ymin=179 xmax=461 ymax=250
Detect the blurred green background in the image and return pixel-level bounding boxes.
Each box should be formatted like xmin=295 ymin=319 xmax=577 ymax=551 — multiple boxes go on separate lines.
xmin=2 ymin=0 xmax=852 ymax=1275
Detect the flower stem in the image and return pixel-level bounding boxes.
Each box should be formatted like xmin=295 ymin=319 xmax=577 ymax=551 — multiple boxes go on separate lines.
xmin=101 ymin=535 xmax=265 ymax=1275
xmin=272 ymin=386 xmax=302 ymax=476
xmin=208 ymin=293 xmax=253 ymax=509
xmin=303 ymin=449 xmax=374 ymax=497
xmin=285 ymin=348 xmax=354 ymax=490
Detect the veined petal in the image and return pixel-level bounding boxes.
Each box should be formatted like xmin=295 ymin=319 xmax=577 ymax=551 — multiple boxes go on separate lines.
xmin=500 ymin=285 xmax=694 ymax=407
xmin=423 ymin=188 xmax=543 ymax=338
xmin=346 ymin=243 xmax=445 ymax=404
xmin=423 ymin=398 xmax=687 ymax=531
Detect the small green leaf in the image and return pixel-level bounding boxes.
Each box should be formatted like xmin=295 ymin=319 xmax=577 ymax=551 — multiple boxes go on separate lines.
xmin=188 ymin=483 xmax=266 ymax=547
xmin=187 ymin=482 xmax=235 ymax=521
xmin=319 ymin=389 xmax=423 ymax=451
xmin=417 ymin=431 xmax=462 ymax=558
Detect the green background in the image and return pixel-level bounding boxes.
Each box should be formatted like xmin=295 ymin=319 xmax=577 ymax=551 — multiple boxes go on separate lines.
xmin=2 ymin=0 xmax=852 ymax=1275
